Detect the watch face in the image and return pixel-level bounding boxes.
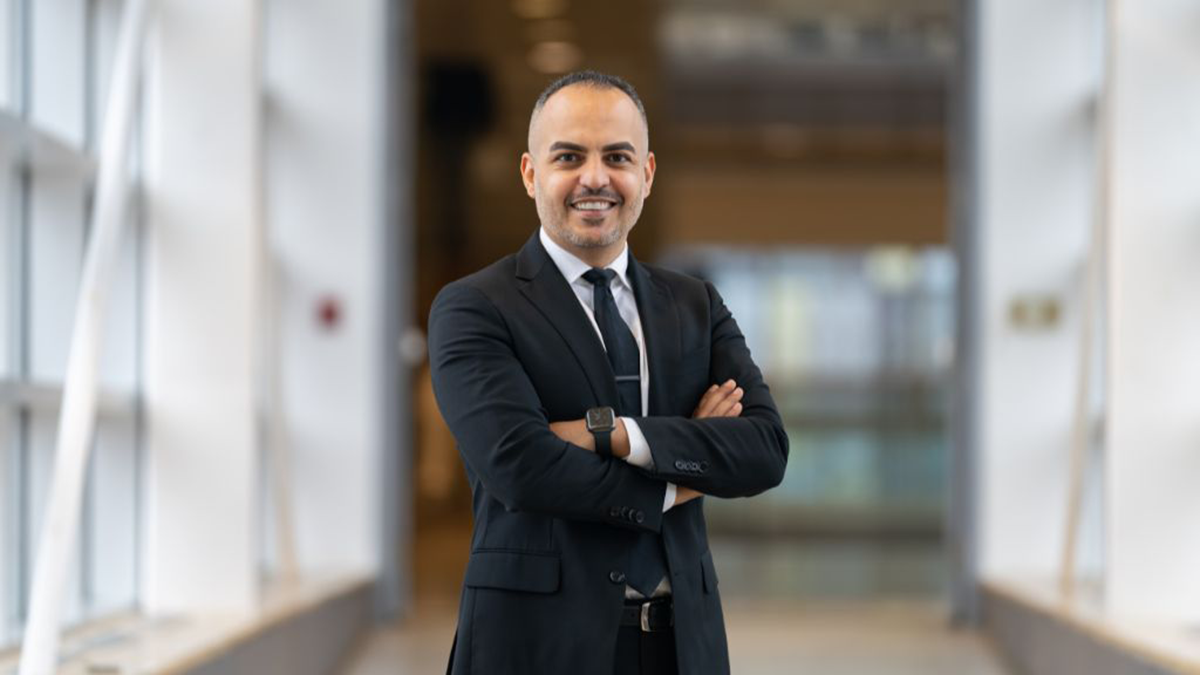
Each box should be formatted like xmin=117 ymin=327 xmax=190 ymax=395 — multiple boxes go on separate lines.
xmin=587 ymin=407 xmax=615 ymax=431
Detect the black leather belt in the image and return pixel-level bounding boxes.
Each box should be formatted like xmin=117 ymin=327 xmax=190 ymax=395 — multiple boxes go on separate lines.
xmin=621 ymin=597 xmax=673 ymax=633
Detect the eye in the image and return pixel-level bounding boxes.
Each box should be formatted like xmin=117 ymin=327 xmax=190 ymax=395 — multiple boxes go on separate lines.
xmin=607 ymin=153 xmax=632 ymax=164
xmin=553 ymin=152 xmax=580 ymax=163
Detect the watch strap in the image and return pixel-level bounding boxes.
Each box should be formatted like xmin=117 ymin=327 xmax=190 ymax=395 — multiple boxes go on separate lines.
xmin=594 ymin=428 xmax=613 ymax=458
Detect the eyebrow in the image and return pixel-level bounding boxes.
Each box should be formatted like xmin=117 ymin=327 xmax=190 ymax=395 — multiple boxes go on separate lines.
xmin=548 ymin=141 xmax=637 ymax=153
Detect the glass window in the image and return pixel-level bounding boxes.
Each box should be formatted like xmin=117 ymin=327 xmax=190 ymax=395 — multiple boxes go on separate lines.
xmin=27 ymin=412 xmax=86 ymax=627
xmin=670 ymin=246 xmax=955 ymax=536
xmin=0 ymin=0 xmax=141 ymax=649
xmin=86 ymin=417 xmax=138 ymax=615
xmin=0 ymin=410 xmax=12 ymax=645
xmin=31 ymin=0 xmax=86 ymax=147
xmin=28 ymin=170 xmax=87 ymax=383
xmin=0 ymin=0 xmax=14 ymax=110
xmin=0 ymin=159 xmax=13 ymax=379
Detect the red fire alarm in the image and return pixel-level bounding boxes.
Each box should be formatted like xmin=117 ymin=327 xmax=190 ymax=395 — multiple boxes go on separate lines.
xmin=316 ymin=295 xmax=342 ymax=330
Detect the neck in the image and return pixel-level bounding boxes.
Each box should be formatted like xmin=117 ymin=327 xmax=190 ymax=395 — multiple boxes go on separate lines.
xmin=571 ymin=244 xmax=625 ymax=269
xmin=546 ymin=229 xmax=627 ymax=268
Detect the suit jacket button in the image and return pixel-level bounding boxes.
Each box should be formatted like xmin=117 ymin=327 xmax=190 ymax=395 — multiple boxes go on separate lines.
xmin=620 ymin=506 xmax=630 ymax=518
xmin=674 ymin=460 xmax=685 ymax=470
xmin=609 ymin=570 xmax=626 ymax=584
xmin=690 ymin=462 xmax=700 ymax=472
xmin=635 ymin=511 xmax=645 ymax=524
xmin=610 ymin=506 xmax=621 ymax=517
xmin=699 ymin=461 xmax=709 ymax=473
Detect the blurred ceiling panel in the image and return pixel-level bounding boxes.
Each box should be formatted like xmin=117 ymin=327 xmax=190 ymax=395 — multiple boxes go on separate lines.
xmin=661 ymin=0 xmax=954 ymax=128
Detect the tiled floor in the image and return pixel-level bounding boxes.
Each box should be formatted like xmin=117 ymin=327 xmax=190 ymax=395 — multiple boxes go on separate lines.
xmin=340 ymin=597 xmax=1010 ymax=675
xmin=339 ymin=526 xmax=1010 ymax=675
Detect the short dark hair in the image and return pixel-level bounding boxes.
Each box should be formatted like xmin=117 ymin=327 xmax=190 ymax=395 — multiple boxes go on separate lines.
xmin=529 ymin=70 xmax=648 ymax=145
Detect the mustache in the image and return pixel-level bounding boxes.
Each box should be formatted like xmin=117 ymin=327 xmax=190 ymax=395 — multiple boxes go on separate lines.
xmin=568 ymin=189 xmax=622 ymax=204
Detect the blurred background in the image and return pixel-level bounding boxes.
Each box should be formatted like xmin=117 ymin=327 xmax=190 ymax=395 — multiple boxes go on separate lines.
xmin=413 ymin=0 xmax=955 ymax=602
xmin=2 ymin=0 xmax=1198 ymax=674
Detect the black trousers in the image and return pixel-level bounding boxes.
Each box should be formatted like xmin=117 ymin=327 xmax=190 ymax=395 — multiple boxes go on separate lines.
xmin=613 ymin=623 xmax=678 ymax=674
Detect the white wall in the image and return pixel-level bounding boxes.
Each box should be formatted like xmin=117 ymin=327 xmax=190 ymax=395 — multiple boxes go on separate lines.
xmin=142 ymin=0 xmax=263 ymax=613
xmin=140 ymin=0 xmax=391 ymax=611
xmin=976 ymin=0 xmax=1200 ymax=624
xmin=1107 ymin=0 xmax=1200 ymax=622
xmin=263 ymin=0 xmax=386 ymax=577
xmin=974 ymin=0 xmax=1103 ymax=578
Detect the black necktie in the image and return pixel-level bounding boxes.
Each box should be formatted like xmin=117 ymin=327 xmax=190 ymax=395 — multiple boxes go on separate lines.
xmin=581 ymin=267 xmax=666 ymax=597
xmin=581 ymin=268 xmax=642 ymax=418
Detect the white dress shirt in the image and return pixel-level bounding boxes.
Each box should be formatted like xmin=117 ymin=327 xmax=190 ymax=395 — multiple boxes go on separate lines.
xmin=539 ymin=227 xmax=677 ymax=513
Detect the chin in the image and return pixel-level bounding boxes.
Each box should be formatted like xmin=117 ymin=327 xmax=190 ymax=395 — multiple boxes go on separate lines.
xmin=570 ymin=226 xmax=622 ymax=249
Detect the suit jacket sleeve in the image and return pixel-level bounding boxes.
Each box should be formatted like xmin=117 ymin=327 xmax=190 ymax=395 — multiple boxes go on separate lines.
xmin=428 ymin=281 xmax=667 ymax=533
xmin=634 ymin=282 xmax=790 ymax=498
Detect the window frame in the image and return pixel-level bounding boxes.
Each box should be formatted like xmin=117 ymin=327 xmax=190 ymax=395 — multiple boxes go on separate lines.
xmin=0 ymin=0 xmax=144 ymax=649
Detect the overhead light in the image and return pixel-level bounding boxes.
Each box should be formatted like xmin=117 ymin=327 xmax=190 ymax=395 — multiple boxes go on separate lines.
xmin=528 ymin=41 xmax=583 ymax=74
xmin=513 ymin=0 xmax=567 ymax=20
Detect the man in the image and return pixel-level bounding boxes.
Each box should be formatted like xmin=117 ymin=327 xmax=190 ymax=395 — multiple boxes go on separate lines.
xmin=429 ymin=70 xmax=788 ymax=675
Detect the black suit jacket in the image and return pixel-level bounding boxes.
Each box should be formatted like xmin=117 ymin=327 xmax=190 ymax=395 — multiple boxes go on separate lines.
xmin=429 ymin=233 xmax=788 ymax=675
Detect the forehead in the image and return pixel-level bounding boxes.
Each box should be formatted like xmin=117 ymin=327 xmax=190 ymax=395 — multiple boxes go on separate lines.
xmin=530 ymin=85 xmax=648 ymax=153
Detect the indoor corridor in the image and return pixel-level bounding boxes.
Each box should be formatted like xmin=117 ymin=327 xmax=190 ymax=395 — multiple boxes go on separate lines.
xmin=340 ymin=526 xmax=1011 ymax=675
xmin=343 ymin=599 xmax=1009 ymax=675
xmin=5 ymin=0 xmax=1200 ymax=673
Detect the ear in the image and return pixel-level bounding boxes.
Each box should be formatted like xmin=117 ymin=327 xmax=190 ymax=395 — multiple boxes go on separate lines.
xmin=642 ymin=151 xmax=656 ymax=198
xmin=520 ymin=152 xmax=536 ymax=198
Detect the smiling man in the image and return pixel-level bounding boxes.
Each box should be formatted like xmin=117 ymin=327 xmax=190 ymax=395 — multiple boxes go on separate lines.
xmin=429 ymin=71 xmax=789 ymax=675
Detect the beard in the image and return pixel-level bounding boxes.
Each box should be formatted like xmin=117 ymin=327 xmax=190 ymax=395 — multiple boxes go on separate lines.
xmin=536 ymin=190 xmax=643 ymax=250
xmin=556 ymin=218 xmax=626 ymax=248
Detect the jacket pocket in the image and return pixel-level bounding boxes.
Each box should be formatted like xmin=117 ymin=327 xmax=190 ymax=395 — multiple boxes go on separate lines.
xmin=701 ymin=550 xmax=719 ymax=594
xmin=464 ymin=550 xmax=561 ymax=594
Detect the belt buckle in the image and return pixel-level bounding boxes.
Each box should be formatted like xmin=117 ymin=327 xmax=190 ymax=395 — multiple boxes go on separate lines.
xmin=639 ymin=600 xmax=672 ymax=633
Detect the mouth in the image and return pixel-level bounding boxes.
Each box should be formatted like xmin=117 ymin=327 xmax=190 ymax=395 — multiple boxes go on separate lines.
xmin=568 ymin=197 xmax=620 ymax=218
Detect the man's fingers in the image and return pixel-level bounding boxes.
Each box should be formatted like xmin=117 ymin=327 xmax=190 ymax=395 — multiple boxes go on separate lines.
xmin=692 ymin=384 xmax=720 ymax=418
xmin=696 ymin=387 xmax=739 ymax=418
xmin=709 ymin=386 xmax=744 ymax=418
xmin=693 ymin=379 xmax=738 ymax=418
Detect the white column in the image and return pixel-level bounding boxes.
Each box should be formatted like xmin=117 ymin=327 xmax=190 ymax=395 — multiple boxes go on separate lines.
xmin=1106 ymin=0 xmax=1200 ymax=622
xmin=263 ymin=0 xmax=385 ymax=576
xmin=141 ymin=0 xmax=262 ymax=613
xmin=974 ymin=0 xmax=1103 ymax=578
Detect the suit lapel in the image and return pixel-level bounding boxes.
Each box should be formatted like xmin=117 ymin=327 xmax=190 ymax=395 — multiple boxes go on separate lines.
xmin=629 ymin=254 xmax=680 ymax=417
xmin=515 ymin=233 xmax=619 ymax=408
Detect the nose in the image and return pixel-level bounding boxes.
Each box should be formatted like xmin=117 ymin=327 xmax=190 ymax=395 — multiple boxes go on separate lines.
xmin=578 ymin=155 xmax=610 ymax=190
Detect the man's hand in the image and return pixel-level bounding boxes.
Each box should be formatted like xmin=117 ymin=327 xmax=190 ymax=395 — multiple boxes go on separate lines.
xmin=674 ymin=380 xmax=743 ymax=507
xmin=674 ymin=486 xmax=704 ymax=507
xmin=693 ymin=379 xmax=743 ymax=419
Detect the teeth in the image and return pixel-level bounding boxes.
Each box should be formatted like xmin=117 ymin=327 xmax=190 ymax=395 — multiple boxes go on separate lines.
xmin=573 ymin=201 xmax=613 ymax=211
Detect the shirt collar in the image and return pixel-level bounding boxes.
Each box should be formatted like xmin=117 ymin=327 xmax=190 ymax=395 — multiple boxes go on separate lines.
xmin=539 ymin=227 xmax=630 ymax=289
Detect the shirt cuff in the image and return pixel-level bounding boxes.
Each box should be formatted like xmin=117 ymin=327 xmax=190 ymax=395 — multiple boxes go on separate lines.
xmin=663 ymin=482 xmax=677 ymax=512
xmin=620 ymin=417 xmax=653 ymax=469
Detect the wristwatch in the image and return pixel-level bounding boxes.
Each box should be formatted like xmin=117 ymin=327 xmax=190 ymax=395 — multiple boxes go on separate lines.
xmin=585 ymin=406 xmax=616 ymax=458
